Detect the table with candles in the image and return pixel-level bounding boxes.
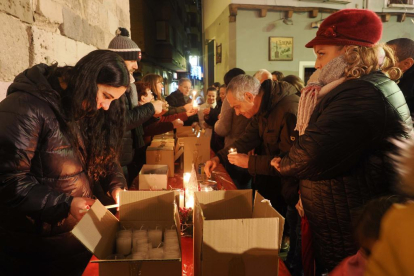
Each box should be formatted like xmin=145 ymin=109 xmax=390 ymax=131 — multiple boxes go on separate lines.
xmin=81 ymin=150 xmax=291 ymax=276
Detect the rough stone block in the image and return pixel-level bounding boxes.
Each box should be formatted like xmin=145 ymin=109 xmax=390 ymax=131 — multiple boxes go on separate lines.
xmin=76 ymin=41 xmax=96 ymax=60
xmin=0 ymin=13 xmax=30 ymax=82
xmin=0 ymin=0 xmax=33 ymax=24
xmin=32 ymin=26 xmax=78 ymax=66
xmin=37 ymin=0 xmax=63 ymax=23
xmin=84 ymin=0 xmax=100 ymax=26
xmin=107 ymin=10 xmax=119 ymax=35
xmin=60 ymin=7 xmax=83 ymax=41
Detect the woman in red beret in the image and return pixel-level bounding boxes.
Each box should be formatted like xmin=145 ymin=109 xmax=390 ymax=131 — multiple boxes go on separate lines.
xmin=271 ymin=9 xmax=412 ymax=275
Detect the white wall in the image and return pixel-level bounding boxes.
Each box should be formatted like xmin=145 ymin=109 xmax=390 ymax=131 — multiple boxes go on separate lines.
xmin=204 ymin=0 xmax=232 ymax=30
xmin=235 ymin=8 xmax=414 ymax=77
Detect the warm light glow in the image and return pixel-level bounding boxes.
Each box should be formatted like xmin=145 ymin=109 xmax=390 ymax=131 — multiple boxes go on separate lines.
xmin=201 ymin=187 xmax=213 ymax=192
xmin=185 ymin=189 xmax=195 ymax=208
xmin=228 ymin=148 xmax=237 ymax=155
xmin=183 ymin=173 xmax=191 ymax=189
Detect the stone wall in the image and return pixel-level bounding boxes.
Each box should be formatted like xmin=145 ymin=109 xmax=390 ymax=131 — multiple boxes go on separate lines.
xmin=0 ymin=0 xmax=131 ymax=100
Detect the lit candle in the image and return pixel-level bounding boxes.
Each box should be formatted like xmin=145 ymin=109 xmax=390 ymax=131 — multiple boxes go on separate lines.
xmin=183 ymin=173 xmax=191 ymax=189
xmin=148 ymin=227 xmax=162 ymax=248
xmin=185 ymin=190 xmax=194 ymax=208
xmin=228 ymin=148 xmax=237 ymax=155
xmin=179 ymin=190 xmax=184 ymax=208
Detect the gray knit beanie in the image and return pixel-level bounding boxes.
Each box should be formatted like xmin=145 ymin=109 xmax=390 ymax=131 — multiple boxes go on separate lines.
xmin=108 ymin=27 xmax=141 ymax=61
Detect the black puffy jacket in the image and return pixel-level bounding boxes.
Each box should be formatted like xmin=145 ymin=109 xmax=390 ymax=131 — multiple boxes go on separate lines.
xmin=0 ymin=64 xmax=125 ymax=236
xmin=280 ymin=71 xmax=412 ymax=271
xmin=165 ymin=90 xmax=198 ymax=126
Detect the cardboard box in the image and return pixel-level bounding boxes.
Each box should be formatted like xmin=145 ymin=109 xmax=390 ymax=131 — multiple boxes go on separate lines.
xmin=150 ymin=140 xmax=175 ymax=148
xmin=146 ymin=145 xmax=174 ymax=177
xmin=153 ymin=131 xmax=174 ymax=140
xmin=72 ymin=191 xmax=182 ymax=276
xmin=194 ymin=190 xmax=285 ymax=276
xmin=139 ymin=164 xmax=169 ymax=190
xmin=176 ymin=126 xmax=196 ymax=137
xmin=179 ymin=135 xmax=211 ymax=173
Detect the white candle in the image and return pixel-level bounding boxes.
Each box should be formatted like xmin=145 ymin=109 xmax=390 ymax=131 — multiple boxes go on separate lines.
xmin=131 ymin=252 xmax=147 ymax=260
xmin=164 ymin=250 xmax=180 ymax=259
xmin=148 ymin=228 xmax=162 ymax=248
xmin=185 ymin=190 xmax=194 ymax=208
xmin=228 ymin=148 xmax=237 ymax=155
xmin=179 ymin=190 xmax=184 ymax=208
xmin=116 ymin=236 xmax=132 ymax=256
xmin=183 ymin=173 xmax=191 ymax=189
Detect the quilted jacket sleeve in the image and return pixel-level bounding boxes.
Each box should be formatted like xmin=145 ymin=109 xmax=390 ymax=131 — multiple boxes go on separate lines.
xmin=0 ymin=93 xmax=72 ymax=224
xmin=124 ymin=103 xmax=155 ymax=131
xmin=280 ymin=81 xmax=389 ymax=180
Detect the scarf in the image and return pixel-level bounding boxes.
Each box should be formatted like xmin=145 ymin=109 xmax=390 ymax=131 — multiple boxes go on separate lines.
xmin=295 ymin=55 xmax=348 ymax=135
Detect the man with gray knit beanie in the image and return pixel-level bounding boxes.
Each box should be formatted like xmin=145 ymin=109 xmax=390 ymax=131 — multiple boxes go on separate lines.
xmin=108 ymin=27 xmax=163 ymax=187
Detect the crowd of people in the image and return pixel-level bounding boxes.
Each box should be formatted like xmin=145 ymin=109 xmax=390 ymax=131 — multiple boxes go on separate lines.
xmin=1 ymin=8 xmax=414 ymax=276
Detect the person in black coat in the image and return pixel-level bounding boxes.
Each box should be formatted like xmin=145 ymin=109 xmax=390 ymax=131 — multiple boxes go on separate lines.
xmin=272 ymin=9 xmax=412 ymax=273
xmin=166 ymin=78 xmax=199 ymax=126
xmin=387 ymin=38 xmax=414 ymax=121
xmin=0 ymin=50 xmax=130 ymax=275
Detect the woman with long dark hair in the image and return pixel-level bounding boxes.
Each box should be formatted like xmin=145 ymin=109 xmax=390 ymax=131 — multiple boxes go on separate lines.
xmin=0 ymin=50 xmax=129 ymax=275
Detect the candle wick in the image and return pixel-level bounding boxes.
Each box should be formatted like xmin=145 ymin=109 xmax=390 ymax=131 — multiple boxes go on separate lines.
xmin=140 ymin=225 xmax=144 ymax=230
xmin=157 ymin=242 xmax=162 ymax=248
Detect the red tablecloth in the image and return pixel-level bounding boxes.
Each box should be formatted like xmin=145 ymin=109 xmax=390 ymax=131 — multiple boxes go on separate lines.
xmin=82 ymin=153 xmax=291 ymax=276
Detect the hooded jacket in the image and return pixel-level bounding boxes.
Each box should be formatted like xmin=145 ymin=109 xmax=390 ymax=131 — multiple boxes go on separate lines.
xmin=0 ymin=64 xmax=125 ymax=236
xmin=280 ymin=71 xmax=411 ymax=271
xmin=216 ymin=80 xmax=300 ymax=207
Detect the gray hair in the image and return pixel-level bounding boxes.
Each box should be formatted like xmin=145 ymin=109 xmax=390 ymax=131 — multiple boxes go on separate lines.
xmin=253 ymin=69 xmax=272 ymax=82
xmin=227 ymin=74 xmax=261 ymax=101
xmin=178 ymin=78 xmax=191 ymax=85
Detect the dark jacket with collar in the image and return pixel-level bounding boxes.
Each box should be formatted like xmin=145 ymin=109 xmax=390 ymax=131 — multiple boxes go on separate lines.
xmin=165 ymin=89 xmax=198 ymax=126
xmin=398 ymin=64 xmax=414 ymax=119
xmin=0 ymin=64 xmax=126 ymax=237
xmin=280 ymin=71 xmax=412 ymax=271
xmin=216 ymin=80 xmax=300 ymax=208
xmin=119 ymin=84 xmax=154 ymax=166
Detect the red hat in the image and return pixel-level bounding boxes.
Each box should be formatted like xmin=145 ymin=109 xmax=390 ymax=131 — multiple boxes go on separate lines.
xmin=305 ymin=9 xmax=382 ymax=48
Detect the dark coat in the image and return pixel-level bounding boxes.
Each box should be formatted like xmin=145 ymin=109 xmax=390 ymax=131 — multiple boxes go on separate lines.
xmin=0 ymin=64 xmax=125 ymax=237
xmin=398 ymin=65 xmax=414 ymax=119
xmin=280 ymin=71 xmax=412 ymax=271
xmin=165 ymin=89 xmax=198 ymax=126
xmin=216 ymin=80 xmax=300 ymax=210
xmin=119 ymin=84 xmax=154 ymax=167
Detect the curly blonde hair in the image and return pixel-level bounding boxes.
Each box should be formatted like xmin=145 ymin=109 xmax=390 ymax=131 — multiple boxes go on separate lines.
xmin=343 ymin=44 xmax=402 ymax=81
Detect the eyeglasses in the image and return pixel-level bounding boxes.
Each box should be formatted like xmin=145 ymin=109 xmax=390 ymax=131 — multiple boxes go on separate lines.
xmin=157 ymin=81 xmax=164 ymax=85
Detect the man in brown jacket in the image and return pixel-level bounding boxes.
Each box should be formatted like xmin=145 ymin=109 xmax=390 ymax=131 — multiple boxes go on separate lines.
xmin=205 ymin=74 xmax=299 ymax=214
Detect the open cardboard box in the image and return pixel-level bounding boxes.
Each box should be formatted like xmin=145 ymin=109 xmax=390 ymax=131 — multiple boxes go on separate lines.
xmin=139 ymin=164 xmax=169 ymax=190
xmin=194 ymin=190 xmax=285 ymax=276
xmin=146 ymin=145 xmax=174 ymax=177
xmin=176 ymin=135 xmax=211 ymax=173
xmin=176 ymin=126 xmax=196 ymax=137
xmin=72 ymin=191 xmax=182 ymax=276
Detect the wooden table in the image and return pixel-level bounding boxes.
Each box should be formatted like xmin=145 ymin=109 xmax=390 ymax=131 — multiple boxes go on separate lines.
xmin=82 ymin=157 xmax=291 ymax=276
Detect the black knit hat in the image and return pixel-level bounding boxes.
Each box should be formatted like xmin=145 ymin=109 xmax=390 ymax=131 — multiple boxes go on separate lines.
xmin=108 ymin=27 xmax=141 ymax=61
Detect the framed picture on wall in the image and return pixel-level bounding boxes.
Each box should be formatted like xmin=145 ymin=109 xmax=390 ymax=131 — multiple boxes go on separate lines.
xmin=269 ymin=37 xmax=293 ymax=61
xmin=216 ymin=43 xmax=222 ymax=64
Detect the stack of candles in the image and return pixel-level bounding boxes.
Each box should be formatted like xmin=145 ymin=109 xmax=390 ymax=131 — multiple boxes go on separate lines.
xmin=116 ymin=229 xmax=132 ymax=256
xmin=116 ymin=226 xmax=180 ymax=260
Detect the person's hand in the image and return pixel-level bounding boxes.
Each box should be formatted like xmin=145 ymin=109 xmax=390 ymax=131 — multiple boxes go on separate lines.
xmin=218 ymin=114 xmax=221 ymax=120
xmin=151 ymin=100 xmax=164 ymax=115
xmin=70 ymin=197 xmax=95 ymax=221
xmin=203 ymin=108 xmax=211 ymax=115
xmin=183 ymin=103 xmax=193 ymax=111
xmin=186 ymin=109 xmax=197 ymax=117
xmin=295 ymin=197 xmax=305 ymax=218
xmin=271 ymin=157 xmax=282 ymax=172
xmin=204 ymin=156 xmax=220 ymax=178
xmin=172 ymin=119 xmax=184 ymax=129
xmin=111 ymin=188 xmax=124 ymax=204
xmin=228 ymin=153 xmax=249 ymax=168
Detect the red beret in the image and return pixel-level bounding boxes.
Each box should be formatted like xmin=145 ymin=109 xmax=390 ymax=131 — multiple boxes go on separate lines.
xmin=305 ymin=9 xmax=382 ymax=48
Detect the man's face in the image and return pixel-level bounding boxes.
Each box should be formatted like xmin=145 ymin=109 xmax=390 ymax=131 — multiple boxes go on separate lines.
xmin=207 ymin=91 xmax=217 ymax=105
xmin=178 ymin=81 xmax=192 ymax=96
xmin=124 ymin=60 xmax=138 ymax=73
xmin=227 ymin=91 xmax=258 ymax=118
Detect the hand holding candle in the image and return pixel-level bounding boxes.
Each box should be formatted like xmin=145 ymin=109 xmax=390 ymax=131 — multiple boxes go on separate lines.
xmin=228 ymin=148 xmax=237 ymax=155
xmin=228 ymin=152 xmax=249 ymax=169
xmin=71 ymin=197 xmax=95 ymax=221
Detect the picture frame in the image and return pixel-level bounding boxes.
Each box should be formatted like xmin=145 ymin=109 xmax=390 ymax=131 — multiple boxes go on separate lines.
xmin=269 ymin=37 xmax=293 ymax=61
xmin=216 ymin=43 xmax=222 ymax=64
